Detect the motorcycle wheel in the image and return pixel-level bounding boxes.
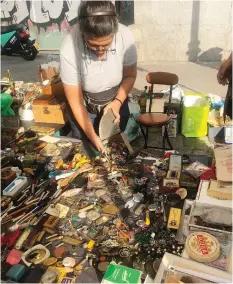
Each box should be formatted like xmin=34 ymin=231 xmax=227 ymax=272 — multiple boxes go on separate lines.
xmin=21 ymin=46 xmax=38 ymax=61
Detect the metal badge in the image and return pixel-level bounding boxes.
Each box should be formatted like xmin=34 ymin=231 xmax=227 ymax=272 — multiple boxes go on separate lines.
xmin=87 ymin=210 xmax=100 ymax=221
xmin=119 ymin=247 xmax=131 ymax=258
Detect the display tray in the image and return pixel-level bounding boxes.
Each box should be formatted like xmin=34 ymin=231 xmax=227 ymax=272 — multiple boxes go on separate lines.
xmin=154 ymin=253 xmax=232 ymax=283
xmin=188 ymin=201 xmax=232 ymax=240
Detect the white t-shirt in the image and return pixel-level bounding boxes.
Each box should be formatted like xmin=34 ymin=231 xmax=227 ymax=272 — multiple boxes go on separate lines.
xmin=60 ymin=23 xmax=137 ymax=93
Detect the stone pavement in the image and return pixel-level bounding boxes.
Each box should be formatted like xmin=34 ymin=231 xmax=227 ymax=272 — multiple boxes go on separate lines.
xmin=1 ymin=53 xmax=227 ymax=98
xmin=2 ymin=53 xmax=224 ymax=157
xmin=131 ymin=130 xmax=214 ymax=157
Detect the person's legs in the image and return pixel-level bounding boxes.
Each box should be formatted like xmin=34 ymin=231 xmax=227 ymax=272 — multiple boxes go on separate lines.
xmin=67 ymin=106 xmax=97 ymax=139
xmin=67 ymin=98 xmax=130 ymax=139
xmin=119 ymin=98 xmax=130 ymax=131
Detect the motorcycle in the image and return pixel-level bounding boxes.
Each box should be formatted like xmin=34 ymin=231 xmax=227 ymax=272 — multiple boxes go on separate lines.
xmin=1 ymin=24 xmax=39 ymax=61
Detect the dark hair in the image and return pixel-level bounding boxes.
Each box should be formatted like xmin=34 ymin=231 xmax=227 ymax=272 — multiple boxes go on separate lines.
xmin=78 ymin=1 xmax=118 ymax=37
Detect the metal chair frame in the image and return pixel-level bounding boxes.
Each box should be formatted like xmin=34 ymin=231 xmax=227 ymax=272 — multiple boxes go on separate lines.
xmin=138 ymin=72 xmax=178 ymax=150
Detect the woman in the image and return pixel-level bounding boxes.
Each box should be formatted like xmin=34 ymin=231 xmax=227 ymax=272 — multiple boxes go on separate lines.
xmin=60 ymin=1 xmax=137 ymax=152
xmin=217 ymin=53 xmax=232 ymax=121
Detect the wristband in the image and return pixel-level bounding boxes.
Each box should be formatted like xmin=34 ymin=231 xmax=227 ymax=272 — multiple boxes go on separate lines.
xmin=114 ymin=98 xmax=123 ymax=105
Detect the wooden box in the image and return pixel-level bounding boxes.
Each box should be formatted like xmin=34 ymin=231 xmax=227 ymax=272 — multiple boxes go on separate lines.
xmin=32 ymin=102 xmax=68 ymax=124
xmin=40 ymin=78 xmax=66 ymax=103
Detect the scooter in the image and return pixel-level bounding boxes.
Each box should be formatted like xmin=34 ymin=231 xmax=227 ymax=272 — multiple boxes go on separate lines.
xmin=1 ymin=24 xmax=39 ymax=61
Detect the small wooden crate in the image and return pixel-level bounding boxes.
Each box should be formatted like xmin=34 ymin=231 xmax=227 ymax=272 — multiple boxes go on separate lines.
xmin=32 ymin=101 xmax=68 ymax=124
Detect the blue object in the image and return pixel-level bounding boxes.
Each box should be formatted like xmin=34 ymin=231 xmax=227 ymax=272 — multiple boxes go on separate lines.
xmin=211 ymin=99 xmax=225 ymax=108
xmin=6 ymin=264 xmax=25 ymax=281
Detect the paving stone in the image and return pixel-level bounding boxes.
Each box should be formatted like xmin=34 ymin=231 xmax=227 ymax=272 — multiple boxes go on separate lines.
xmin=182 ymin=136 xmax=196 ymax=148
xmin=194 ymin=137 xmax=213 ymax=151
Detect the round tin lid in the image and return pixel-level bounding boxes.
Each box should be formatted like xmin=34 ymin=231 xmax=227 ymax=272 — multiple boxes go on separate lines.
xmin=176 ymin=188 xmax=187 ymax=200
xmin=185 ymin=232 xmax=220 ymax=263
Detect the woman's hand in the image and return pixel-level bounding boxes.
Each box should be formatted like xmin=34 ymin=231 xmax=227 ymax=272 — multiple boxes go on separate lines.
xmin=104 ymin=99 xmax=121 ymax=125
xmin=92 ymin=135 xmax=106 ymax=152
xmin=217 ymin=57 xmax=232 ymax=85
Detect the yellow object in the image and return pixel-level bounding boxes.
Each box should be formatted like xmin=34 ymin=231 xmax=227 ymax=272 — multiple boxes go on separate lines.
xmin=145 ymin=210 xmax=150 ymax=226
xmin=55 ymin=160 xmax=63 ymax=170
xmin=167 ymin=208 xmax=182 ymax=229
xmin=47 ymin=266 xmax=67 ymax=283
xmin=75 ymin=156 xmax=90 ymax=169
xmin=87 ymin=240 xmax=95 ymax=250
xmin=182 ymin=94 xmax=209 ymax=137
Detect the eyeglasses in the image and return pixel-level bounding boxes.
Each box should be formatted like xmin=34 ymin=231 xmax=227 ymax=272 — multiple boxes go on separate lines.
xmin=83 ymin=36 xmax=116 ymax=53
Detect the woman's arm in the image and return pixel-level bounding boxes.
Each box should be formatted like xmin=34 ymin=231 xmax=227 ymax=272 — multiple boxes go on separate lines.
xmin=217 ymin=53 xmax=232 ymax=86
xmin=104 ymin=63 xmax=137 ymax=123
xmin=63 ymin=84 xmax=104 ymax=151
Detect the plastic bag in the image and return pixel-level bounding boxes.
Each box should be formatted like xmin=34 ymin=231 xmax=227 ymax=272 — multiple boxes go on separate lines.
xmin=186 ymin=161 xmax=210 ymax=178
xmin=182 ymin=94 xmax=210 ymax=137
xmin=161 ymin=84 xmax=184 ymax=102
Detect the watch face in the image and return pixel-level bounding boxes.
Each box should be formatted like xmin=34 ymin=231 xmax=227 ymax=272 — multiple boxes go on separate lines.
xmin=41 ymin=270 xmax=58 ymax=283
xmin=25 ymin=249 xmax=46 ymax=264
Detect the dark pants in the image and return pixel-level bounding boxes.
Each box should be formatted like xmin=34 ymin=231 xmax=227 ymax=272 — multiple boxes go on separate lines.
xmin=67 ymin=99 xmax=130 ymax=140
xmin=224 ymin=77 xmax=232 ymax=121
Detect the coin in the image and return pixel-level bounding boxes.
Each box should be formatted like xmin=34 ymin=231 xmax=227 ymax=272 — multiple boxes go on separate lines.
xmin=97 ymin=261 xmax=110 ymax=272
xmin=43 ymin=257 xmax=57 ymax=267
xmin=87 ymin=210 xmax=100 ymax=221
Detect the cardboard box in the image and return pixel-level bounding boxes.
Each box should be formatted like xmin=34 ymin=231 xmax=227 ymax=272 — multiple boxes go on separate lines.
xmin=32 ymin=102 xmax=67 ymax=124
xmin=214 ymin=145 xmax=232 ymax=182
xmin=196 ymin=180 xmax=232 ymax=208
xmin=40 ymin=79 xmax=65 ymax=103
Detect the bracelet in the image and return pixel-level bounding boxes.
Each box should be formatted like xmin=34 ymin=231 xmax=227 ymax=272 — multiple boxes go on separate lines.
xmin=114 ymin=98 xmax=123 ymax=105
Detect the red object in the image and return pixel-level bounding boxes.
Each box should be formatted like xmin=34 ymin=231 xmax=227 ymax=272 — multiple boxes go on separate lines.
xmin=200 ymin=167 xmax=216 ymax=180
xmin=20 ymin=30 xmax=29 ymax=39
xmin=99 ymin=256 xmax=106 ymax=262
xmin=164 ymin=152 xmax=173 ymax=159
xmin=6 ymin=249 xmax=22 ymax=265
xmin=197 ymin=234 xmax=209 ymax=255
xmin=1 ymin=230 xmax=21 ymax=248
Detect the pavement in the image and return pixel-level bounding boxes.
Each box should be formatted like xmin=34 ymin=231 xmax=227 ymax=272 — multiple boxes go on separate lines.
xmin=2 ymin=52 xmax=227 ymax=157
xmin=1 ymin=53 xmax=227 ymax=98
